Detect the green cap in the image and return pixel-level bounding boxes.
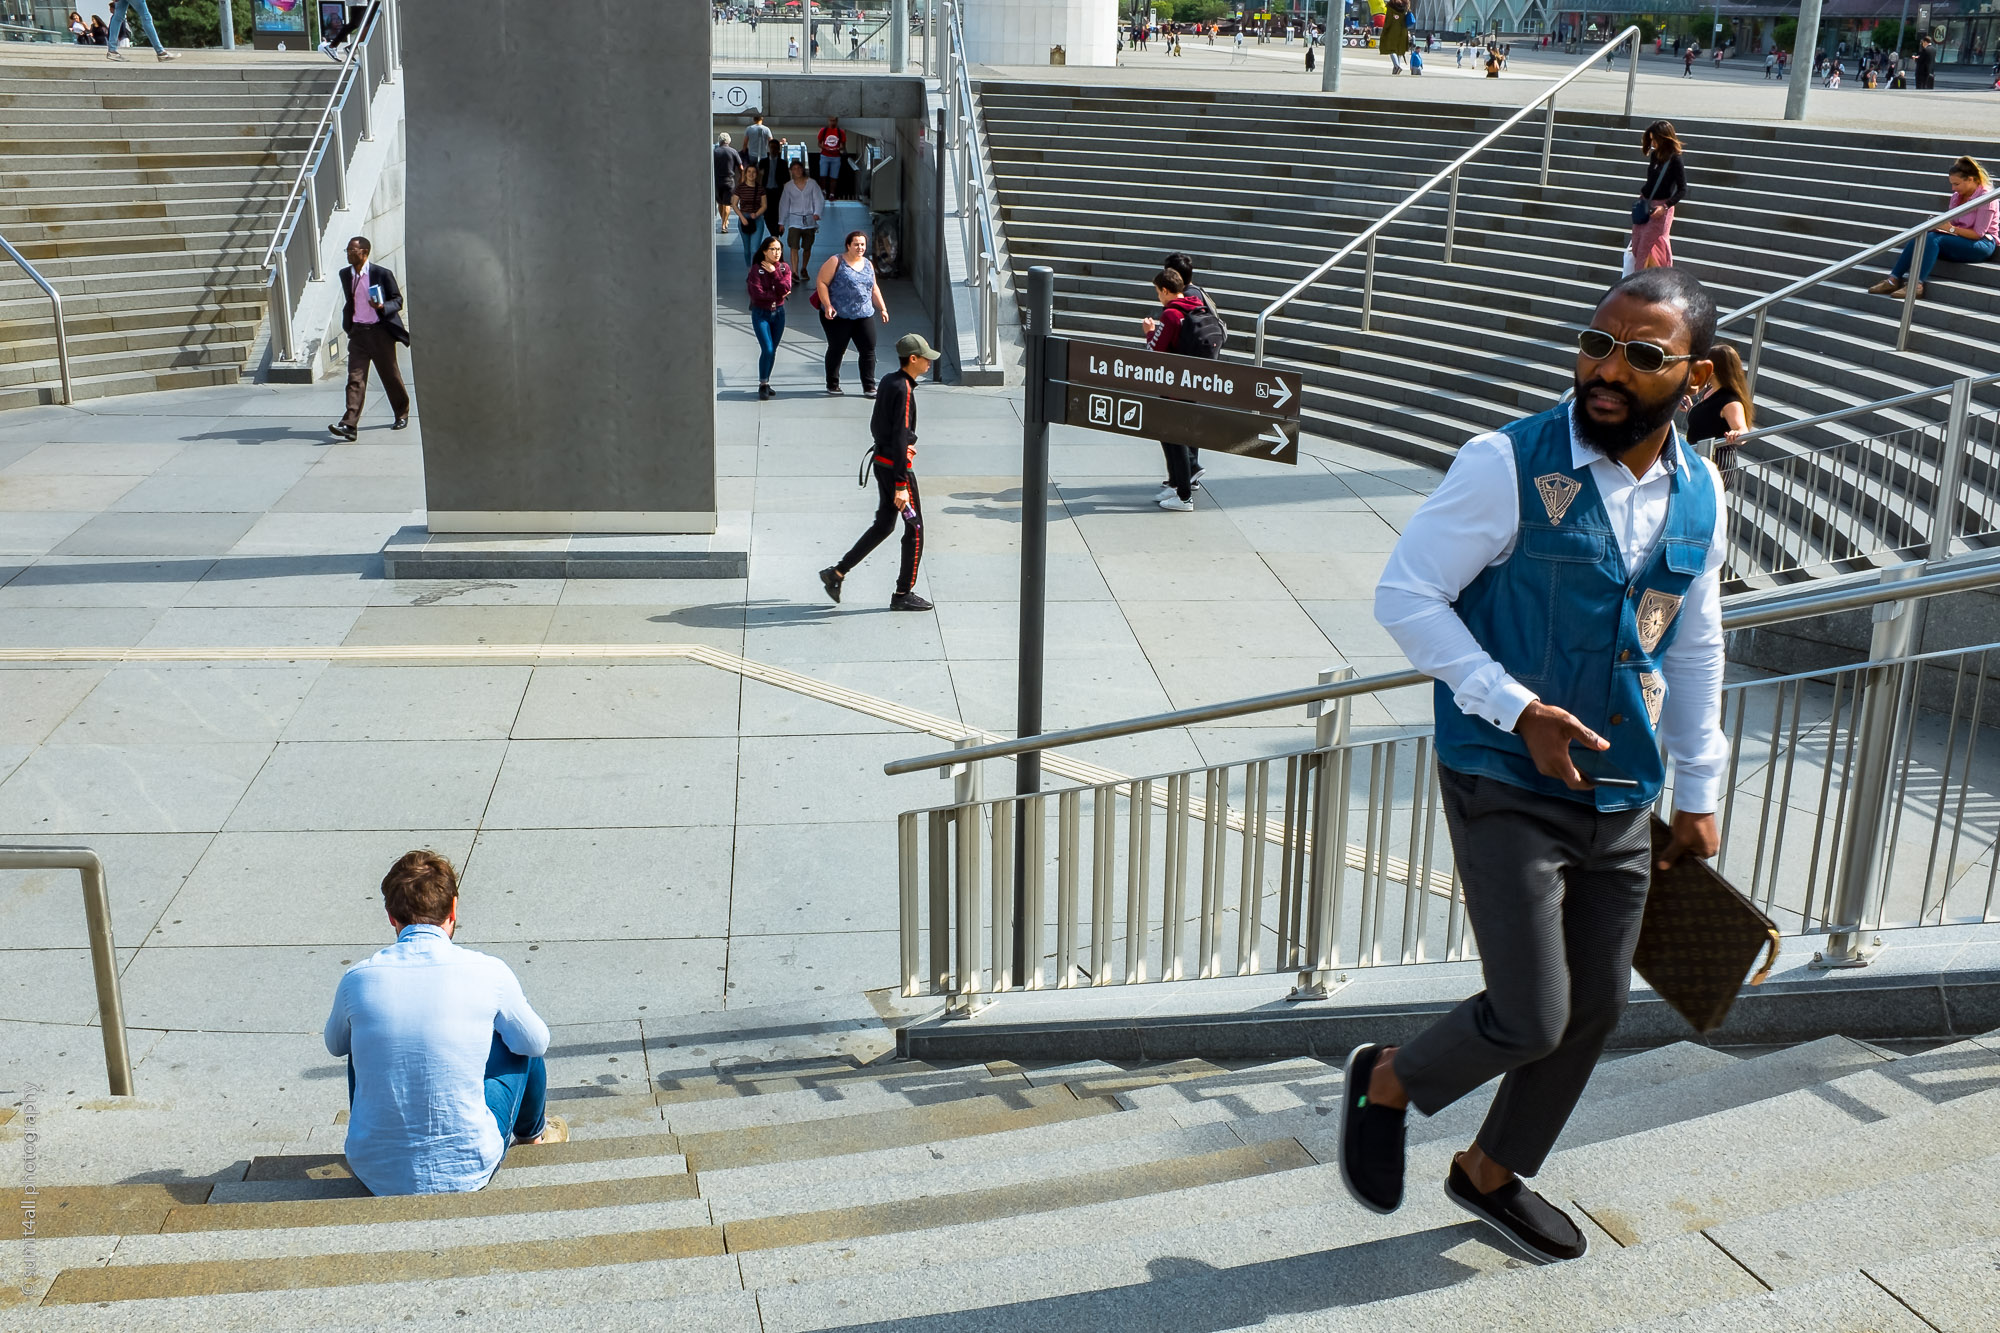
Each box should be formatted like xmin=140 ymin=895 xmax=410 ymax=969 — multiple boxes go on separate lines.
xmin=896 ymin=333 xmax=942 ymax=361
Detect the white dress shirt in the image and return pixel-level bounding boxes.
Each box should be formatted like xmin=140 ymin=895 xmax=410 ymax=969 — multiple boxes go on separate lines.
xmin=1374 ymin=418 xmax=1730 ymax=814
xmin=324 ymin=925 xmax=549 ymax=1195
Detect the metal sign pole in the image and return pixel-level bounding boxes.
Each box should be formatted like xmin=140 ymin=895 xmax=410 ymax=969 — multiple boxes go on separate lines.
xmin=1783 ymin=0 xmax=1821 ymax=119
xmin=1014 ymin=266 xmax=1056 ymax=987
xmin=1323 ymin=0 xmax=1343 ymax=90
xmin=934 ymin=108 xmax=947 ymax=381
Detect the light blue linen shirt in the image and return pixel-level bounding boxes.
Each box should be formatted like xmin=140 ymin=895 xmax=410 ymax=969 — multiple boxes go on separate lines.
xmin=323 ymin=925 xmax=550 ymax=1196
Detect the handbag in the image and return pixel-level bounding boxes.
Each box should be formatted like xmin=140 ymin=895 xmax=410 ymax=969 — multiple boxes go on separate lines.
xmin=1631 ymin=817 xmax=1782 ymax=1034
xmin=1631 ymin=164 xmax=1663 ymax=227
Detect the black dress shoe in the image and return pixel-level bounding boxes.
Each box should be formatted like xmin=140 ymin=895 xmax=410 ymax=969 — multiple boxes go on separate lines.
xmin=825 ymin=385 xmax=845 ymax=396
xmin=861 ymin=385 xmax=877 ymax=398
xmin=328 ymin=422 xmax=357 ymax=440
xmin=818 ymin=566 xmax=843 ymax=604
xmin=888 ymin=592 xmax=933 ymax=612
xmin=391 ymin=416 xmax=409 ymax=430
xmin=1445 ymin=1159 xmax=1588 ymax=1264
xmin=1338 ymin=1043 xmax=1407 ymax=1214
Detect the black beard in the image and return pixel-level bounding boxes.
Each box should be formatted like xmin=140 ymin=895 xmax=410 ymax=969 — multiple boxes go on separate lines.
xmin=1569 ymin=371 xmax=1687 ymax=458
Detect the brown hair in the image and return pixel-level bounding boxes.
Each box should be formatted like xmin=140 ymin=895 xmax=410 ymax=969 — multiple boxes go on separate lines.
xmin=1644 ymin=120 xmax=1684 ymax=160
xmin=1951 ymin=156 xmax=1991 ymax=190
xmin=1153 ymin=268 xmax=1186 ymax=295
xmin=1706 ymin=342 xmax=1754 ymax=431
xmin=381 ymin=850 xmax=458 ymax=926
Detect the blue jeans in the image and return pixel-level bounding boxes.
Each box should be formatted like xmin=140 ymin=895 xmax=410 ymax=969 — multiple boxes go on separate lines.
xmin=751 ymin=305 xmax=786 ymax=383
xmin=109 ymin=0 xmax=163 ymax=52
xmin=1890 ymin=232 xmax=1997 ymax=283
xmin=346 ymin=1032 xmax=548 ymax=1156
xmin=738 ymin=224 xmax=764 ymax=267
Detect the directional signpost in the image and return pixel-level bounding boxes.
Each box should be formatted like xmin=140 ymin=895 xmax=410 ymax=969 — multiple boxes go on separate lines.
xmin=1004 ymin=267 xmax=1306 ymax=990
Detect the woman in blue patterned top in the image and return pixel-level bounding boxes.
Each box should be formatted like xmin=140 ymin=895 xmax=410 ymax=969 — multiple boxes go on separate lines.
xmin=814 ymin=230 xmax=890 ymax=396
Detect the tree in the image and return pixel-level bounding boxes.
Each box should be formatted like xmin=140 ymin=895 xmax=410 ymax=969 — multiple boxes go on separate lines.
xmin=161 ymin=0 xmax=255 ymax=48
xmin=1871 ymin=19 xmax=1907 ymax=52
xmin=1773 ymin=17 xmax=1797 ymax=50
xmin=1160 ymin=0 xmax=1232 ymax=21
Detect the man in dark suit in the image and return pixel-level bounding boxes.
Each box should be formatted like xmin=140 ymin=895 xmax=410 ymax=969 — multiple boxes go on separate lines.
xmin=330 ymin=235 xmax=411 ymax=441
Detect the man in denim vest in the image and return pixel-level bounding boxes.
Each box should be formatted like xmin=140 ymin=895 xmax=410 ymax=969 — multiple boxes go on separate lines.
xmin=1341 ymin=269 xmax=1728 ymax=1264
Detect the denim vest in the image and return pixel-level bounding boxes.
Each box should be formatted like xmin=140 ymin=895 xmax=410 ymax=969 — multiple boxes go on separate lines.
xmin=1433 ymin=404 xmax=1716 ymax=811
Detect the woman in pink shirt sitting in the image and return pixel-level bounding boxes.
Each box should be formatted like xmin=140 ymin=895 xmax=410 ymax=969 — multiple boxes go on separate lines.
xmin=1870 ymin=156 xmax=1999 ymax=299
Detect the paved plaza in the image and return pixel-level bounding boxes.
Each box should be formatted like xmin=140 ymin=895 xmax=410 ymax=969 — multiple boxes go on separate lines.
xmin=0 ymin=237 xmax=1441 ymax=1097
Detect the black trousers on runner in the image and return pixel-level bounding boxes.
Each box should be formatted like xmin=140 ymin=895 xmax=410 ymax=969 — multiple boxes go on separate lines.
xmin=837 ymin=466 xmax=922 ymax=594
xmin=1392 ymin=763 xmax=1652 ymax=1177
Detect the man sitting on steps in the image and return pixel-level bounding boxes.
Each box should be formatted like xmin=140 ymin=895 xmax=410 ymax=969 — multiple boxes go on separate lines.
xmin=324 ymin=851 xmax=567 ymax=1196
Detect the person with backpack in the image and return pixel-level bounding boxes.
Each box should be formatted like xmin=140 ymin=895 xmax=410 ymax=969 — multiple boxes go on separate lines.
xmin=1141 ymin=269 xmax=1219 ymax=512
xmin=1161 ymin=253 xmax=1227 ymax=493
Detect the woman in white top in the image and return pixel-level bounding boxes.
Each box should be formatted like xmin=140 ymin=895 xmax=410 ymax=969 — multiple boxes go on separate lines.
xmin=779 ymin=160 xmax=827 ymax=280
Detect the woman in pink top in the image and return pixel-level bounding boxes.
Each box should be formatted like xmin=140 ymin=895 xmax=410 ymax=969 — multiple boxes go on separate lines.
xmin=1870 ymin=156 xmax=1999 ymax=299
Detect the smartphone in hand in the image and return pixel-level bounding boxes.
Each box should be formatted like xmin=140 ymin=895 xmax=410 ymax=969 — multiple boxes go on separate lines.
xmin=1569 ymin=745 xmax=1640 ymax=789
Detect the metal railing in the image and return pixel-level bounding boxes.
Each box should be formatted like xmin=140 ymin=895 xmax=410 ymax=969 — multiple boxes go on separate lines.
xmin=941 ymin=0 xmax=1004 ymax=372
xmin=1707 ymin=372 xmax=2000 ymax=586
xmin=890 ymin=560 xmax=2000 ymax=1008
xmin=0 ymin=230 xmax=72 ymax=405
xmin=259 ymin=0 xmax=398 ymax=365
xmin=0 ymin=847 xmax=132 ymax=1094
xmin=1252 ymin=25 xmax=1642 ymax=365
xmin=1719 ymin=185 xmax=2000 ymax=398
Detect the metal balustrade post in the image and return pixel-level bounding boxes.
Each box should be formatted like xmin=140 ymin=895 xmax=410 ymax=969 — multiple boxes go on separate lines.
xmin=1293 ymin=667 xmax=1354 ymax=1001
xmin=1896 ymin=232 xmax=1928 ymax=351
xmin=1818 ymin=561 xmax=1925 ymax=968
xmin=944 ymin=735 xmax=984 ymax=1017
xmin=330 ymin=112 xmax=349 ymax=212
xmin=1929 ymin=377 xmax=1975 ymax=562
xmin=357 ymin=37 xmax=375 ymax=142
xmin=1624 ymin=33 xmax=1638 ymax=118
xmin=0 ymin=848 xmax=132 ymax=1095
xmin=1360 ymin=234 xmax=1377 ymax=333
xmin=1540 ymin=95 xmax=1556 ymax=187
xmin=303 ymin=176 xmax=323 ymax=280
xmin=1745 ymin=308 xmax=1767 ymax=399
xmin=1443 ymin=170 xmax=1460 ymax=264
xmin=271 ymin=265 xmax=295 ymax=363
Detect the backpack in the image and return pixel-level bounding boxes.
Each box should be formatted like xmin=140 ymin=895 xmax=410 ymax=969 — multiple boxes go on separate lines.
xmin=1176 ymin=300 xmax=1226 ymax=358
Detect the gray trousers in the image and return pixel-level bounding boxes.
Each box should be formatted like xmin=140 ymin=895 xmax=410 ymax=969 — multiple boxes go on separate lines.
xmin=1394 ymin=764 xmax=1651 ymax=1176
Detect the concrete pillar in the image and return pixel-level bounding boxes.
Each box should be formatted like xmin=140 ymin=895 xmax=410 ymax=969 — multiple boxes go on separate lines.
xmin=403 ymin=0 xmax=715 ymax=534
xmin=891 ymin=0 xmax=908 ymax=70
xmin=964 ymin=0 xmax=1120 ymax=66
xmin=1785 ymin=0 xmax=1823 ymax=119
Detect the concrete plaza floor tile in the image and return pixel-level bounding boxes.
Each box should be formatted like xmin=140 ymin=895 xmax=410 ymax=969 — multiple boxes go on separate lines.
xmin=225 ymin=739 xmax=506 ymax=832
xmin=116 ymin=943 xmax=380 ymax=1033
xmin=1070 ymin=508 xmax=1253 ymax=557
xmin=0 ymin=743 xmax=26 ymax=786
xmin=0 ymin=946 xmax=139 ymax=1025
xmin=1122 ymin=599 xmax=1335 ymax=660
xmin=1188 ymin=726 xmax=1319 ymax=769
xmin=1255 ymin=550 xmax=1394 ymax=603
xmin=0 ymin=742 xmax=272 ymax=835
xmin=1199 ymin=472 xmax=1365 ymax=510
xmin=722 ymin=929 xmax=898 ymax=1008
xmin=105 ymin=469 xmax=305 ymax=515
xmin=367 ymin=578 xmax=564 ymax=607
xmin=175 ymin=554 xmax=384 ymax=607
xmin=283 ymin=665 xmax=531 ymax=742
xmin=0 ymin=831 xmax=212 ymax=950
xmin=544 ymin=603 xmax=746 ymax=652
xmin=153 ymin=439 xmax=328 ymax=474
xmin=742 ymin=601 xmax=945 ymax=665
xmin=921 ymin=552 xmax=1113 ymax=602
xmin=738 ymin=659 xmax=961 ymax=737
xmin=728 ymin=821 xmax=901 ymax=936
xmin=135 ymin=605 xmax=369 ymax=649
xmin=308 ymin=442 xmax=424 ymax=476
xmin=556 ymin=578 xmax=750 ymax=606
xmin=511 ymin=664 xmax=742 ymax=740
xmin=274 ymin=473 xmax=424 ymax=513
xmin=459 ymin=826 xmax=734 ymax=941
xmin=483 ymin=738 xmax=740 ymax=830
xmin=151 ymin=829 xmax=480 ymax=947
xmin=0 ymin=1018 xmax=164 ymax=1101
xmin=229 ymin=511 xmax=415 ymax=556
xmin=0 ymin=471 xmax=145 ymax=512
xmin=0 ymin=605 xmax=165 ymax=649
xmin=341 ymin=603 xmax=556 ymax=646
xmin=949 ymin=653 xmax=1173 ymax=735
xmin=0 ymin=510 xmax=90 ymax=556
xmin=0 ymin=666 xmax=104 ymax=744
xmin=736 ymin=732 xmax=936 ymax=826
xmin=1300 ymin=600 xmax=1403 ymax=657
xmin=3 ymin=441 xmax=187 ymax=474
xmin=130 ymin=1027 xmax=352 ymax=1109
xmin=0 ymin=555 xmax=209 ymax=609
xmin=476 ymin=938 xmax=729 ymax=1026
xmin=934 ymin=599 xmax=1145 ymax=662
xmin=1094 ymin=552 xmax=1294 ymax=603
xmin=1227 ymin=509 xmax=1404 ymax=554
xmin=1055 ymin=729 xmax=1213 ymax=783
xmin=48 ymin=664 xmax=322 ymax=746
xmin=541 ymin=1019 xmax=653 ymax=1096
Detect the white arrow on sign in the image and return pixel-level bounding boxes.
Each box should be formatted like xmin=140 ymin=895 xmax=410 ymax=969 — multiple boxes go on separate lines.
xmin=1262 ymin=379 xmax=1293 ymax=411
xmin=1260 ymin=427 xmax=1289 ymax=455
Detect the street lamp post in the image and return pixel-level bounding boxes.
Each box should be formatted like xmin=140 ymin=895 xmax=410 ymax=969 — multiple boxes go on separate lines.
xmin=1784 ymin=0 xmax=1824 ymax=118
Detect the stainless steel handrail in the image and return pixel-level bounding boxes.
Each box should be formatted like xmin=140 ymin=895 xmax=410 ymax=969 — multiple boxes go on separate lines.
xmin=0 ymin=231 xmax=73 ymax=405
xmin=0 ymin=847 xmax=133 ymax=1095
xmin=886 ymin=557 xmax=2000 ymax=774
xmin=1720 ymin=185 xmax=2000 ymax=396
xmin=1253 ymin=25 xmax=1642 ymax=365
xmin=943 ymin=0 xmax=1003 ymax=370
xmin=257 ymin=2 xmax=381 ymax=274
xmin=1695 ymin=369 xmax=2000 ymax=447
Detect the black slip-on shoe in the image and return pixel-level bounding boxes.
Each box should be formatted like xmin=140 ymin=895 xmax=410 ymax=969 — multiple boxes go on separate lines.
xmin=327 ymin=422 xmax=357 ymax=440
xmin=888 ymin=592 xmax=933 ymax=612
xmin=825 ymin=385 xmax=845 ymax=396
xmin=1445 ymin=1159 xmax=1588 ymax=1264
xmin=391 ymin=416 xmax=409 ymax=430
xmin=818 ymin=566 xmax=843 ymax=604
xmin=1337 ymin=1043 xmax=1406 ymax=1214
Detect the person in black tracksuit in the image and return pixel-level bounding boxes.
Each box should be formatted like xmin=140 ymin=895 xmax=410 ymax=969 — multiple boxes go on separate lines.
xmin=820 ymin=333 xmax=941 ymax=612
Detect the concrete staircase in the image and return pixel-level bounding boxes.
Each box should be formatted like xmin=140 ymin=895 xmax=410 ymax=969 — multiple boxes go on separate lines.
xmin=977 ymin=85 xmax=2000 ymax=475
xmin=8 ymin=996 xmax=2000 ymax=1329
xmin=0 ymin=59 xmax=336 ymax=411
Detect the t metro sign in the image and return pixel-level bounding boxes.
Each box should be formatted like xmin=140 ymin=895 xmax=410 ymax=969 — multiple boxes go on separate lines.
xmin=1055 ymin=338 xmax=1304 ymax=464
